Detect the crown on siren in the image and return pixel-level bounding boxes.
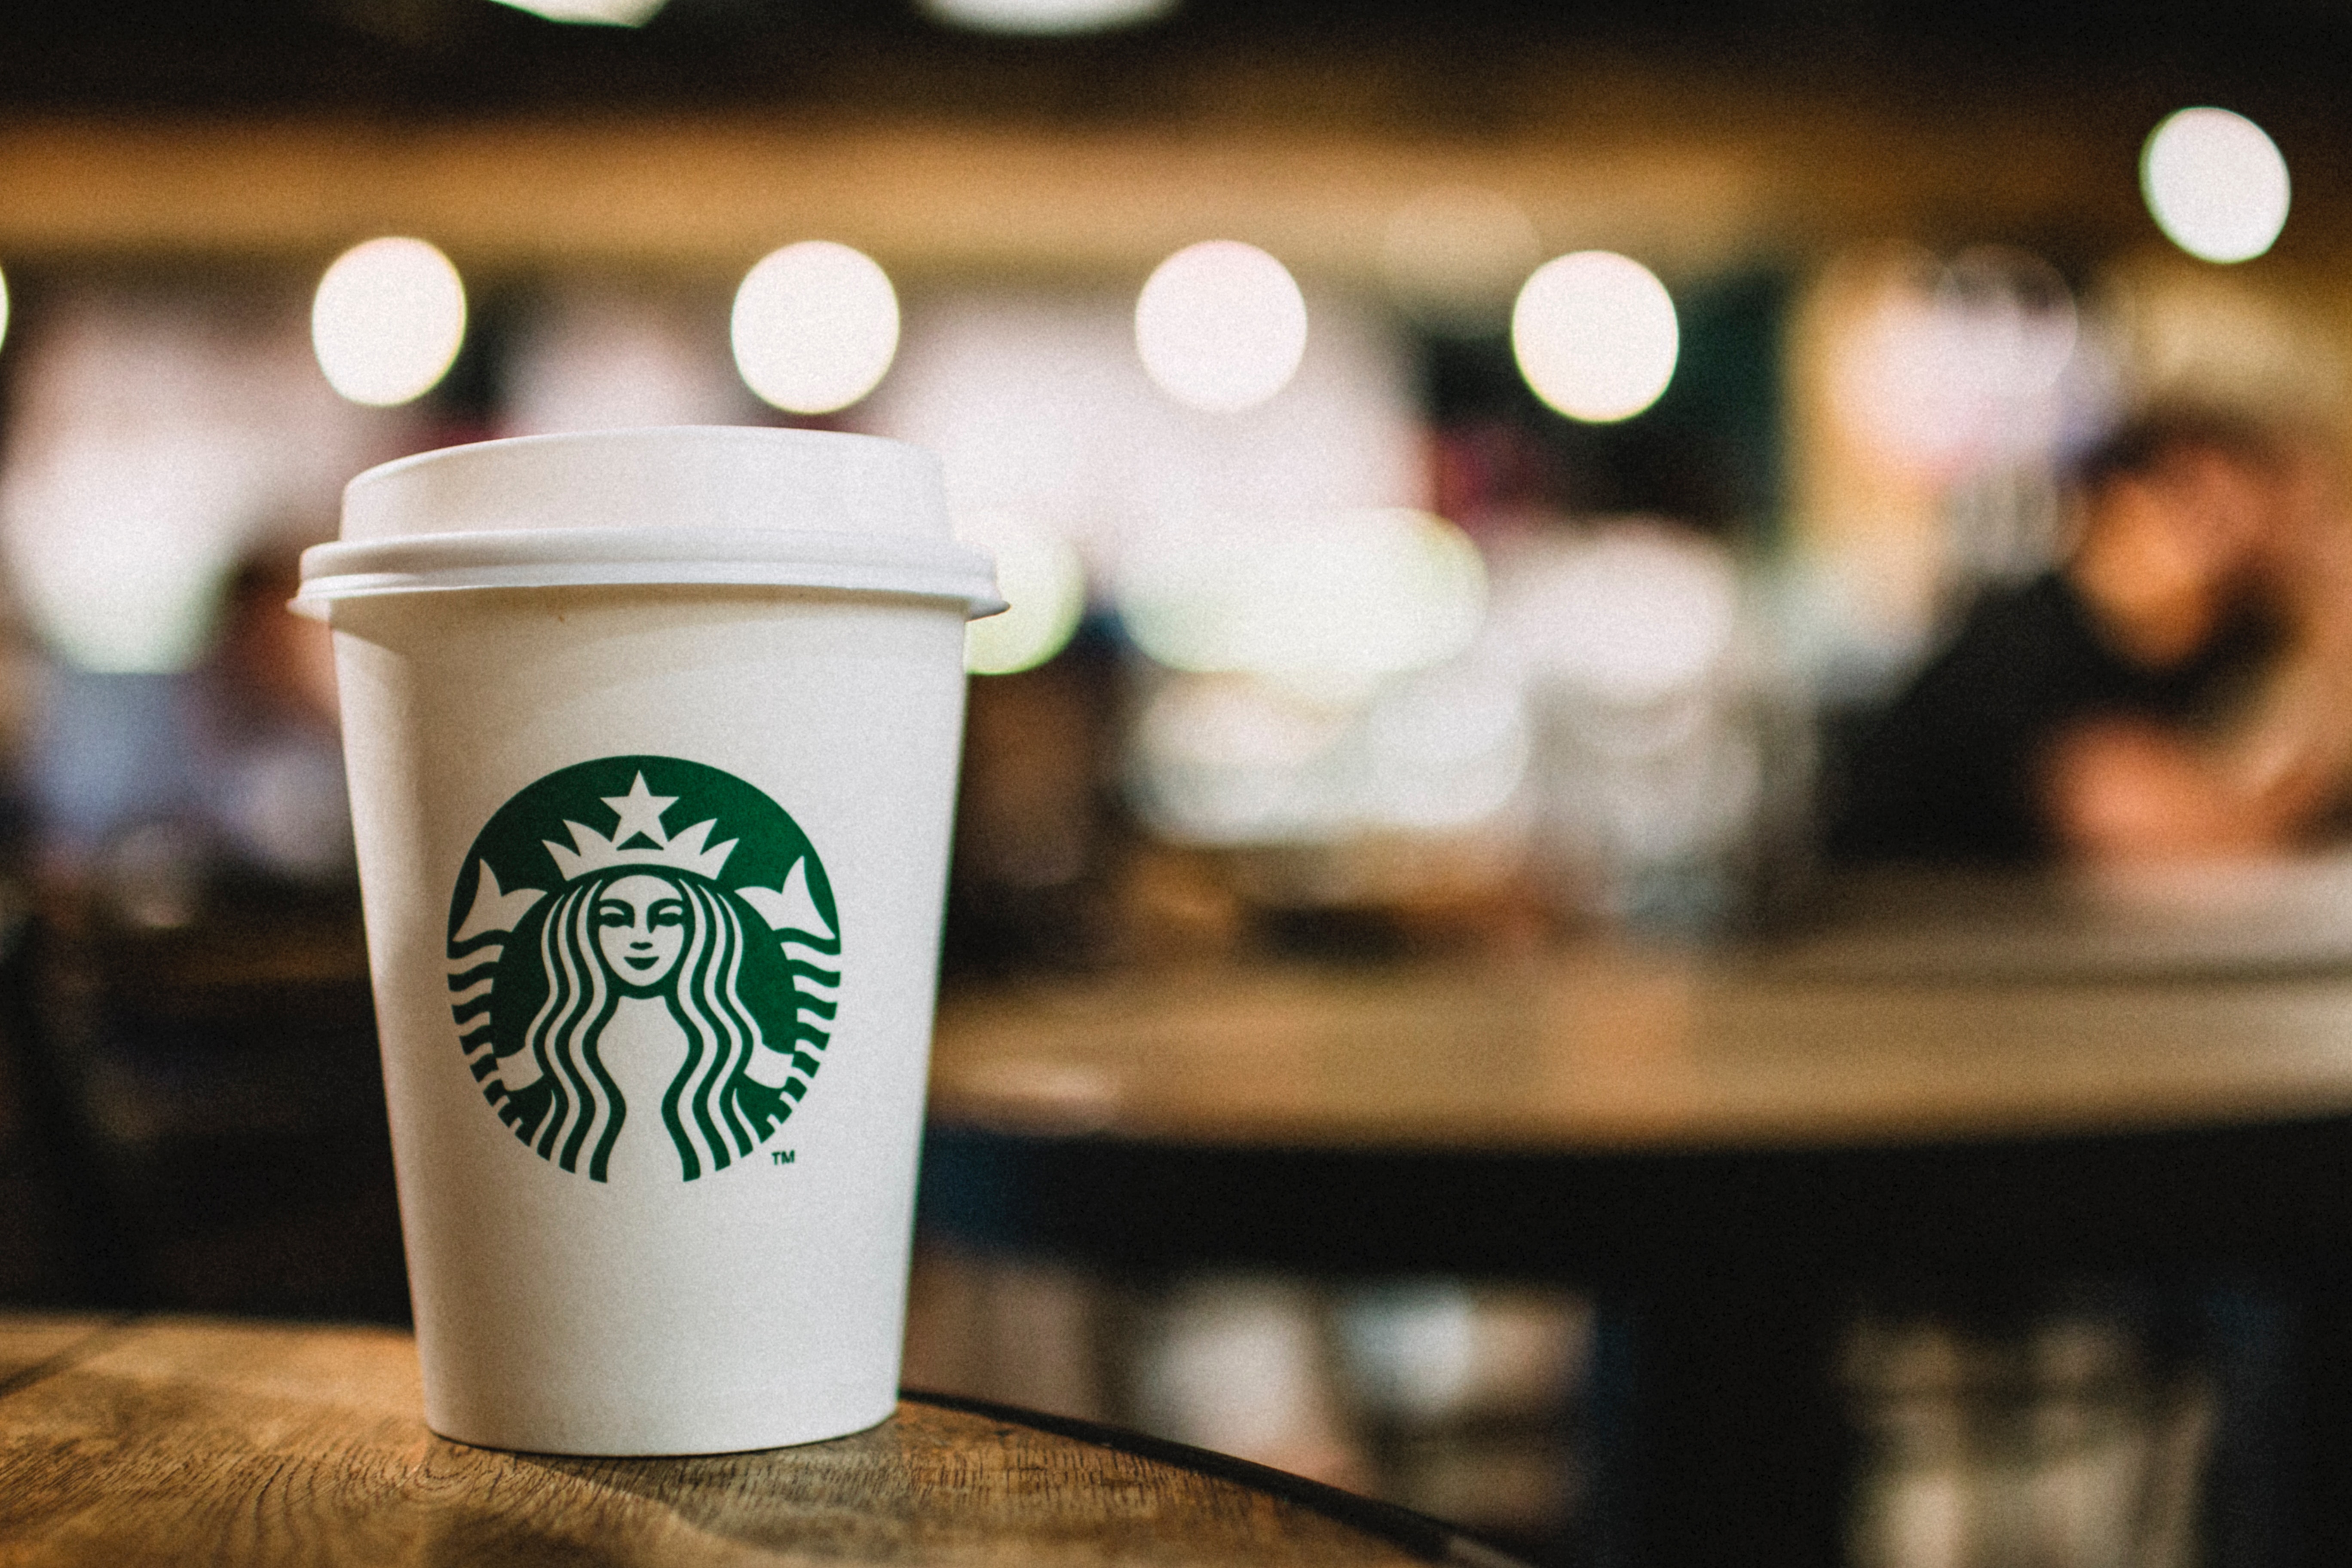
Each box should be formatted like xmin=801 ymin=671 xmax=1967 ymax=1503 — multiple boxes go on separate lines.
xmin=543 ymin=772 xmax=738 ymax=881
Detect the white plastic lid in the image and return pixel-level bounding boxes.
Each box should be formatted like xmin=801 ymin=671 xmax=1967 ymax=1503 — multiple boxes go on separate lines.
xmin=295 ymin=427 xmax=1003 ymax=619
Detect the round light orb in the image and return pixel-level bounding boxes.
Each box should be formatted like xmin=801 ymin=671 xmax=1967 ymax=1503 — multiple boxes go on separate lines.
xmin=311 ymin=237 xmax=468 ymax=407
xmin=1501 ymin=528 xmax=1739 ymax=706
xmin=1511 ymin=251 xmax=1680 ymax=423
xmin=959 ymin=514 xmax=1087 ymax=676
xmin=924 ymin=0 xmax=1172 ymax=34
xmin=1134 ymin=241 xmax=1308 ymax=413
xmin=1833 ymin=246 xmax=2079 ymax=472
xmin=731 ymin=242 xmax=901 ymax=415
xmin=1118 ymin=509 xmax=1485 ymax=690
xmin=0 ymin=266 xmax=12 ymax=357
xmin=2142 ymin=107 xmax=2290 ymax=264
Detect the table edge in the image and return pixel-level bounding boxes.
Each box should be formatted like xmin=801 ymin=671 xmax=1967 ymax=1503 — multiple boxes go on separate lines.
xmin=903 ymin=1389 xmax=1528 ymax=1568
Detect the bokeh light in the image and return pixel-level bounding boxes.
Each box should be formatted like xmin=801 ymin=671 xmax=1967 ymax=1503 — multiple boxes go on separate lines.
xmin=310 ymin=237 xmax=467 ymax=407
xmin=0 ymin=267 xmax=12 ymax=359
xmin=1130 ymin=664 xmax=1528 ymax=845
xmin=863 ymin=294 xmax=1423 ymax=591
xmin=924 ymin=0 xmax=1173 ymax=33
xmin=958 ymin=513 xmax=1088 ymax=675
xmin=1358 ymin=668 xmax=1531 ymax=832
xmin=8 ymin=297 xmax=385 ymax=675
xmin=1134 ymin=241 xmax=1308 ymax=413
xmin=2142 ymin=108 xmax=2290 ymax=264
xmin=1118 ymin=509 xmax=1485 ymax=690
xmin=1495 ymin=527 xmax=1739 ymax=707
xmin=731 ymin=242 xmax=901 ymax=415
xmin=490 ymin=0 xmax=667 ymax=22
xmin=1832 ymin=246 xmax=2079 ymax=473
xmin=1510 ymin=251 xmax=1679 ymax=423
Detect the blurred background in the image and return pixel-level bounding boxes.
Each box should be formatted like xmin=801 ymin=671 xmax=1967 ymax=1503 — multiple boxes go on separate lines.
xmin=2 ymin=1 xmax=2352 ymax=1564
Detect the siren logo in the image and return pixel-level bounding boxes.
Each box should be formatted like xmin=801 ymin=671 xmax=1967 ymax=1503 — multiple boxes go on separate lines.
xmin=446 ymin=756 xmax=840 ymax=1183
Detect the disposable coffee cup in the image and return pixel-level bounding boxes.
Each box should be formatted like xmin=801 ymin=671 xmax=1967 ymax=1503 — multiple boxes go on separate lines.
xmin=294 ymin=428 xmax=1000 ymax=1455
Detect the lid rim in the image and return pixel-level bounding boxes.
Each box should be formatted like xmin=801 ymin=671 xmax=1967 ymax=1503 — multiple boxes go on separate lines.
xmin=295 ymin=525 xmax=1004 ymax=619
xmin=303 ymin=525 xmax=992 ymax=575
xmin=294 ymin=573 xmax=1004 ymax=615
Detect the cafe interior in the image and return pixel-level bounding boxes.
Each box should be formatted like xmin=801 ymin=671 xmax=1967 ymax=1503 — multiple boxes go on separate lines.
xmin=3 ymin=0 xmax=2352 ymax=1563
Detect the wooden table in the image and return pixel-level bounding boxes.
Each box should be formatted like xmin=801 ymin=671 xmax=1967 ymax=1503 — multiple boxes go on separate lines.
xmin=930 ymin=880 xmax=2352 ymax=1151
xmin=0 ymin=1314 xmax=1517 ymax=1566
xmin=921 ymin=868 xmax=2352 ymax=1568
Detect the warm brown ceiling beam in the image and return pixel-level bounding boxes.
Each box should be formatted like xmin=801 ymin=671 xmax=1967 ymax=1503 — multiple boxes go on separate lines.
xmin=0 ymin=109 xmax=2294 ymax=282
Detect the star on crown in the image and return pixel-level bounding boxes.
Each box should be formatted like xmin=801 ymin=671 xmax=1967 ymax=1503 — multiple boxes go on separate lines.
xmin=544 ymin=772 xmax=738 ymax=882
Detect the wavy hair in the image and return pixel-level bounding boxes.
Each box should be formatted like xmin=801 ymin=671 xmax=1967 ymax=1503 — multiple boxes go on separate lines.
xmin=516 ymin=868 xmax=772 ymax=1182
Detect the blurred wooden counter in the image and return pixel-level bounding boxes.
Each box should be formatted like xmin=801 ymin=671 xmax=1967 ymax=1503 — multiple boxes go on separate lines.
xmin=0 ymin=1314 xmax=1498 ymax=1567
xmin=930 ymin=947 xmax=2352 ymax=1151
xmin=922 ymin=870 xmax=2352 ymax=1568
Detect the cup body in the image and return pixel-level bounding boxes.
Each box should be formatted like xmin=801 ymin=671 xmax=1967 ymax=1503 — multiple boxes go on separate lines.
xmin=307 ymin=430 xmax=985 ymax=1455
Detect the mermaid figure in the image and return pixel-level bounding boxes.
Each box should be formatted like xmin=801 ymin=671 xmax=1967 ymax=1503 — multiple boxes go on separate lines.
xmin=448 ymin=767 xmax=836 ymax=1182
xmin=490 ymin=862 xmax=805 ymax=1182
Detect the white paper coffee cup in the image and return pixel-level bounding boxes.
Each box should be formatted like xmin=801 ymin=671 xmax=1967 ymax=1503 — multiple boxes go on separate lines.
xmin=296 ymin=428 xmax=999 ymax=1455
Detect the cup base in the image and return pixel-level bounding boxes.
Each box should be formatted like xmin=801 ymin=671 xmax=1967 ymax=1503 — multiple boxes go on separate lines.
xmin=423 ymin=1394 xmax=900 ymax=1459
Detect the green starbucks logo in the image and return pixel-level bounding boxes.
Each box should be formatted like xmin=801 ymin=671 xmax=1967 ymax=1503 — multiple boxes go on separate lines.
xmin=446 ymin=756 xmax=840 ymax=1183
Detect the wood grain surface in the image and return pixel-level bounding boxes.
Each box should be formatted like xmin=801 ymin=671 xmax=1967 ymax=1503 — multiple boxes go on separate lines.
xmin=929 ymin=939 xmax=2352 ymax=1152
xmin=0 ymin=1317 xmax=115 ymax=1390
xmin=0 ymin=1316 xmax=1485 ymax=1567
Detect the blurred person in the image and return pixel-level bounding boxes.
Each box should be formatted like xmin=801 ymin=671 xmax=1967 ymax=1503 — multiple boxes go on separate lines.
xmin=23 ymin=550 xmax=355 ymax=916
xmin=1830 ymin=407 xmax=2352 ymax=864
xmin=192 ymin=551 xmax=354 ymax=889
